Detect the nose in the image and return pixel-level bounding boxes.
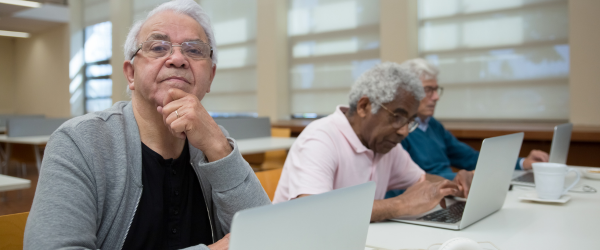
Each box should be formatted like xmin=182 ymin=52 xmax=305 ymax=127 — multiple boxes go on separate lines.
xmin=431 ymin=90 xmax=440 ymax=101
xmin=396 ymin=123 xmax=410 ymax=137
xmin=165 ymin=46 xmax=188 ymax=68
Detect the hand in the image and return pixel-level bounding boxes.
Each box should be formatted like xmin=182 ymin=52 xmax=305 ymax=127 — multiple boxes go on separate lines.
xmin=159 ymin=88 xmax=232 ymax=162
xmin=453 ymin=170 xmax=474 ymax=198
xmin=522 ymin=149 xmax=549 ymax=170
xmin=208 ymin=233 xmax=230 ymax=250
xmin=393 ymin=180 xmax=459 ymax=217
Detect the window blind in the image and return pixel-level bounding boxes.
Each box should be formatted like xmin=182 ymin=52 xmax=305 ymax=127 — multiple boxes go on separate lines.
xmin=200 ymin=0 xmax=258 ymax=116
xmin=288 ymin=0 xmax=381 ymax=117
xmin=419 ymin=0 xmax=569 ymax=120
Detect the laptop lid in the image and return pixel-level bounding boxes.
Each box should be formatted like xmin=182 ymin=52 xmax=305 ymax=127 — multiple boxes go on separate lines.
xmin=229 ymin=182 xmax=376 ymax=250
xmin=459 ymin=132 xmax=524 ymax=229
xmin=549 ymin=123 xmax=573 ymax=164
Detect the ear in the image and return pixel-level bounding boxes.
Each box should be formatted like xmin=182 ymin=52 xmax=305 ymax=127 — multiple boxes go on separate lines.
xmin=123 ymin=60 xmax=135 ymax=91
xmin=356 ymin=96 xmax=371 ymax=118
xmin=206 ymin=64 xmax=217 ymax=93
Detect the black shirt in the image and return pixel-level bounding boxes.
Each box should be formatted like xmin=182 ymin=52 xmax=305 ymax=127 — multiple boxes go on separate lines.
xmin=122 ymin=141 xmax=213 ymax=250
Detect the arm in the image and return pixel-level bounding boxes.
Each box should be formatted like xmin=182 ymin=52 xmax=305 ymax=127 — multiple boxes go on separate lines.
xmin=439 ymin=123 xmax=479 ymax=171
xmin=192 ymin=135 xmax=271 ymax=234
xmin=24 ymin=130 xmax=98 ymax=250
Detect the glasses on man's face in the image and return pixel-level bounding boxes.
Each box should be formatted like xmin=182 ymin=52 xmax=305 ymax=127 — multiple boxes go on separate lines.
xmin=424 ymin=86 xmax=444 ymax=98
xmin=130 ymin=40 xmax=213 ymax=61
xmin=379 ymin=104 xmax=419 ymax=133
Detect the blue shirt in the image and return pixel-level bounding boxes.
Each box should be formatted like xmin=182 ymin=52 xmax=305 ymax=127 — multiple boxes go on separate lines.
xmin=402 ymin=117 xmax=522 ymax=180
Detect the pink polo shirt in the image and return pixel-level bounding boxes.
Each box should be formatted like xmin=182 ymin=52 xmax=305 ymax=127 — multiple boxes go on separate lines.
xmin=273 ymin=106 xmax=425 ymax=203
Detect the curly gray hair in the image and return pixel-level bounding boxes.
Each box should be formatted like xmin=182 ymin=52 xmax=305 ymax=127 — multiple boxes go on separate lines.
xmin=348 ymin=62 xmax=425 ymax=114
xmin=399 ymin=58 xmax=439 ymax=81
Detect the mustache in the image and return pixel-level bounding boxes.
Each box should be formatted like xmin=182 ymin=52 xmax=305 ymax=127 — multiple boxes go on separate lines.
xmin=157 ymin=72 xmax=193 ymax=84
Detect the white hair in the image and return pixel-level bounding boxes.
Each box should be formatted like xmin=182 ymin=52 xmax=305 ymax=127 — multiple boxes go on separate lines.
xmin=399 ymin=58 xmax=439 ymax=81
xmin=348 ymin=62 xmax=425 ymax=114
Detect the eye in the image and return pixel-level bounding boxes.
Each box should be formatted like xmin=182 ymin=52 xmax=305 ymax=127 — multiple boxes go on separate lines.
xmin=150 ymin=45 xmax=169 ymax=52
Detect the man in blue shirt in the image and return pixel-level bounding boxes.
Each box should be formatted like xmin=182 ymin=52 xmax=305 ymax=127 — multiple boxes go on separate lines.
xmin=386 ymin=58 xmax=549 ymax=199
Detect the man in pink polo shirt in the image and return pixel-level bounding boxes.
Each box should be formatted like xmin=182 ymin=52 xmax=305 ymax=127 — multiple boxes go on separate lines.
xmin=274 ymin=62 xmax=471 ymax=222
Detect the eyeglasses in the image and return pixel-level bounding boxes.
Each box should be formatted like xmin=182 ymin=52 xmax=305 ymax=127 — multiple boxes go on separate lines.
xmin=379 ymin=104 xmax=419 ymax=133
xmin=424 ymin=86 xmax=444 ymax=97
xmin=130 ymin=40 xmax=213 ymax=61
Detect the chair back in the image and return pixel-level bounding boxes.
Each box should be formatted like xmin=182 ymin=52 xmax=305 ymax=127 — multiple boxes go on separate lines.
xmin=0 ymin=212 xmax=29 ymax=250
xmin=213 ymin=117 xmax=271 ymax=140
xmin=0 ymin=115 xmax=44 ymax=127
xmin=255 ymin=168 xmax=283 ymax=201
xmin=7 ymin=117 xmax=69 ymax=137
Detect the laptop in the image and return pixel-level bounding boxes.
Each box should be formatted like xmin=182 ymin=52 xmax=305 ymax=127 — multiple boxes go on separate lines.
xmin=390 ymin=133 xmax=524 ymax=230
xmin=511 ymin=123 xmax=573 ymax=187
xmin=229 ymin=182 xmax=376 ymax=250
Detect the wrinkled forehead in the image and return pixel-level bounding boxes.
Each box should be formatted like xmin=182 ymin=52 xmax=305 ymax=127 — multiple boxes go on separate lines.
xmin=137 ymin=10 xmax=208 ymax=44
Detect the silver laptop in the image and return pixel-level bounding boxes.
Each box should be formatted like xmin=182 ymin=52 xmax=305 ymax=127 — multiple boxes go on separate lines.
xmin=511 ymin=123 xmax=573 ymax=186
xmin=390 ymin=133 xmax=524 ymax=230
xmin=229 ymin=182 xmax=376 ymax=250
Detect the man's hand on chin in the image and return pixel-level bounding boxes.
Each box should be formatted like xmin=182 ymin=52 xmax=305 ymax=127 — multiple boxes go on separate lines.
xmin=208 ymin=233 xmax=230 ymax=250
xmin=158 ymin=88 xmax=232 ymax=162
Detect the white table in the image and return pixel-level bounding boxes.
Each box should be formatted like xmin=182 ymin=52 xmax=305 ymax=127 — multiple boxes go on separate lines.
xmin=0 ymin=135 xmax=294 ymax=173
xmin=366 ymin=167 xmax=600 ymax=250
xmin=236 ymin=137 xmax=296 ymax=155
xmin=0 ymin=174 xmax=31 ymax=192
xmin=0 ymin=135 xmax=50 ymax=174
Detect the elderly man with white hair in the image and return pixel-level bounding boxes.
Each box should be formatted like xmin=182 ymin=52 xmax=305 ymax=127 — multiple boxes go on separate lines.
xmin=385 ymin=58 xmax=549 ymax=199
xmin=24 ymin=0 xmax=270 ymax=249
xmin=273 ymin=62 xmax=465 ymax=222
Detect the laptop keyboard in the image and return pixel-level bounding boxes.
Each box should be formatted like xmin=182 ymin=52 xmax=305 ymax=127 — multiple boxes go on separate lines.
xmin=417 ymin=202 xmax=466 ymax=224
xmin=513 ymin=172 xmax=535 ymax=184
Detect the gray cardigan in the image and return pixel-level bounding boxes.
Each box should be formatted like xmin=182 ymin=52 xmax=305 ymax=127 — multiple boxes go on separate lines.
xmin=24 ymin=101 xmax=271 ymax=249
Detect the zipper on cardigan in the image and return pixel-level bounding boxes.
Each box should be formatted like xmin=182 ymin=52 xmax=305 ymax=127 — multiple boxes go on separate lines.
xmin=119 ymin=187 xmax=142 ymax=250
xmin=194 ymin=161 xmax=216 ymax=244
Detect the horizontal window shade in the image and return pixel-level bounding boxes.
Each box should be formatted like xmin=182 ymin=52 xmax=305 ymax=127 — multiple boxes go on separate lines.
xmin=210 ymin=68 xmax=257 ymax=93
xmin=292 ymin=91 xmax=351 ymax=115
xmin=201 ymin=0 xmax=257 ymax=114
xmin=201 ymin=95 xmax=257 ymax=113
xmin=291 ymin=59 xmax=380 ymax=90
xmin=419 ymin=1 xmax=568 ymax=52
xmin=419 ymin=0 xmax=569 ymax=120
xmin=289 ymin=0 xmax=380 ymax=116
xmin=425 ymin=44 xmax=569 ymax=85
xmin=435 ymin=81 xmax=569 ymax=120
xmin=419 ymin=0 xmax=564 ymax=20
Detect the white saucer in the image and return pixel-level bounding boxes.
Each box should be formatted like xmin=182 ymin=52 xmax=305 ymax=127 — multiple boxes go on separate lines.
xmin=518 ymin=192 xmax=571 ymax=204
xmin=582 ymin=168 xmax=600 ymax=180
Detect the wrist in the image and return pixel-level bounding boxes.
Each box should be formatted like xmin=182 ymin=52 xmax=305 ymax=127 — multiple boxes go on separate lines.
xmin=391 ymin=195 xmax=409 ymax=218
xmin=203 ymin=138 xmax=232 ymax=162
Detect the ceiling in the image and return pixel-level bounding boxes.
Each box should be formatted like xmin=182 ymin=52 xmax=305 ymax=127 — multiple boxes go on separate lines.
xmin=0 ymin=1 xmax=69 ymax=34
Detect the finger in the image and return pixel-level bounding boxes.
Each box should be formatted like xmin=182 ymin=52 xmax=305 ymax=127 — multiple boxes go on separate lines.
xmin=161 ymin=98 xmax=188 ymax=118
xmin=462 ymin=181 xmax=470 ymax=199
xmin=438 ymin=180 xmax=460 ymax=190
xmin=166 ymin=88 xmax=190 ymax=104
xmin=439 ymin=187 xmax=459 ymax=198
xmin=439 ymin=198 xmax=447 ymax=209
xmin=169 ymin=118 xmax=188 ymax=140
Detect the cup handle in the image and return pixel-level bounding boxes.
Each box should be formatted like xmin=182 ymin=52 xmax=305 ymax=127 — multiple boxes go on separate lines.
xmin=563 ymin=168 xmax=582 ymax=194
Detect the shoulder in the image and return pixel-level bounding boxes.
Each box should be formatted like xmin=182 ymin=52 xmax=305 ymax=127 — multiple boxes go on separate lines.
xmin=297 ymin=116 xmax=340 ymax=145
xmin=50 ymin=101 xmax=132 ymax=148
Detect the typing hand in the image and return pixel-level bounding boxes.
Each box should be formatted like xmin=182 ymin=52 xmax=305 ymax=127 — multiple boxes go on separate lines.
xmin=159 ymin=88 xmax=232 ymax=162
xmin=453 ymin=170 xmax=474 ymax=198
xmin=208 ymin=233 xmax=230 ymax=250
xmin=394 ymin=180 xmax=459 ymax=217
xmin=522 ymin=149 xmax=549 ymax=170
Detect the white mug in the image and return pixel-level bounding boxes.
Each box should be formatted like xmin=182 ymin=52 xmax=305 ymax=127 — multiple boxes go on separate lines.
xmin=533 ymin=162 xmax=581 ymax=200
